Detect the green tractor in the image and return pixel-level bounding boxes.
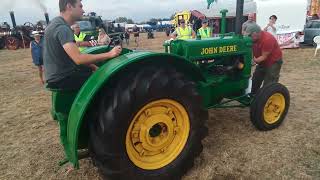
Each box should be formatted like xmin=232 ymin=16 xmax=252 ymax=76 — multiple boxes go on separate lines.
xmin=77 ymin=12 xmax=123 ymax=40
xmin=48 ymin=1 xmax=290 ymax=179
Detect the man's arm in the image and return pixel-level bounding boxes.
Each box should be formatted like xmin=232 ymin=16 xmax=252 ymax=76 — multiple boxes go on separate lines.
xmin=269 ymin=24 xmax=276 ymax=31
xmin=191 ymin=29 xmax=196 ymax=38
xmin=63 ymin=42 xmax=122 ymax=65
xmin=242 ymin=23 xmax=246 ymax=35
xmin=263 ymin=24 xmax=269 ymax=31
xmin=170 ymin=30 xmax=178 ymax=39
xmin=254 ymin=51 xmax=271 ymax=64
xmin=75 ymin=34 xmax=92 ymax=47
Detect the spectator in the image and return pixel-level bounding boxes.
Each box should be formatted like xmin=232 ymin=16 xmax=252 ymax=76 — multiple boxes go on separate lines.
xmin=246 ymin=23 xmax=283 ymax=95
xmin=30 ymin=31 xmax=44 ymax=85
xmin=124 ymin=29 xmax=130 ymax=46
xmin=165 ymin=26 xmax=171 ymax=37
xmin=97 ymin=28 xmax=111 ymax=45
xmin=197 ymin=19 xmax=212 ymax=39
xmin=263 ymin=15 xmax=278 ymax=37
xmin=133 ymin=25 xmax=140 ymax=47
xmin=242 ymin=13 xmax=256 ymax=35
xmin=171 ymin=19 xmax=195 ymax=40
xmin=71 ymin=23 xmax=92 ymax=52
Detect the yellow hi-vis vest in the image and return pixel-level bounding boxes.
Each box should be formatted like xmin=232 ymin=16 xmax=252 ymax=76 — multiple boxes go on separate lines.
xmin=198 ymin=27 xmax=212 ymax=39
xmin=177 ymin=26 xmax=192 ymax=40
xmin=74 ymin=32 xmax=86 ymax=52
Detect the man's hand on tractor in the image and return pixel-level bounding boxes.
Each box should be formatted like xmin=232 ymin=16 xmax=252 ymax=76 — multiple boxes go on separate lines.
xmin=109 ymin=45 xmax=122 ymax=58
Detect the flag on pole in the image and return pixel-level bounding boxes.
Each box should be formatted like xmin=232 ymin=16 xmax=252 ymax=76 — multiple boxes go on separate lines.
xmin=207 ymin=0 xmax=217 ymax=9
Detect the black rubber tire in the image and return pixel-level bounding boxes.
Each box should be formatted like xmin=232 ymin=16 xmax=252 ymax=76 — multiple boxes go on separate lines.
xmin=89 ymin=66 xmax=208 ymax=180
xmin=0 ymin=38 xmax=5 ymax=49
xmin=250 ymin=83 xmax=290 ymax=131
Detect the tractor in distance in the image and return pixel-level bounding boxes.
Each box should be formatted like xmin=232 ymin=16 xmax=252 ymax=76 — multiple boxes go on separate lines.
xmin=77 ymin=12 xmax=124 ymax=41
xmin=47 ymin=0 xmax=290 ymax=179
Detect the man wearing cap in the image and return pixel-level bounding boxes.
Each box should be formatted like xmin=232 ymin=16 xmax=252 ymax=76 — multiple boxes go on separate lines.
xmin=197 ymin=19 xmax=212 ymax=39
xmin=171 ymin=19 xmax=195 ymax=40
xmin=245 ymin=23 xmax=283 ymax=95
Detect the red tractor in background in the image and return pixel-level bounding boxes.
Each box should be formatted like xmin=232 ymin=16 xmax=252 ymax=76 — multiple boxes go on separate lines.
xmin=0 ymin=11 xmax=49 ymax=50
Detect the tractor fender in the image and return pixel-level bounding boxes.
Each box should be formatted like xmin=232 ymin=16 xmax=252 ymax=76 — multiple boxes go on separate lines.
xmin=66 ymin=51 xmax=205 ymax=167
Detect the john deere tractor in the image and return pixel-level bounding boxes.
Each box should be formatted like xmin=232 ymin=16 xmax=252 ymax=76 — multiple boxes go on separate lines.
xmin=48 ymin=0 xmax=290 ymax=179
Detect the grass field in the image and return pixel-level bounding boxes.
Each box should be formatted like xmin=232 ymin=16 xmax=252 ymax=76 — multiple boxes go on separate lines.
xmin=0 ymin=32 xmax=320 ymax=180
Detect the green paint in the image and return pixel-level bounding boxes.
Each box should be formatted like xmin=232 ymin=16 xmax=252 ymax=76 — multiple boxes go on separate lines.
xmin=48 ymin=30 xmax=253 ymax=168
xmin=220 ymin=9 xmax=228 ymax=35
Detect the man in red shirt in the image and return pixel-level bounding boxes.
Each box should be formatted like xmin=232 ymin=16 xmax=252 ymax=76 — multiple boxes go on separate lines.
xmin=246 ymin=23 xmax=283 ymax=95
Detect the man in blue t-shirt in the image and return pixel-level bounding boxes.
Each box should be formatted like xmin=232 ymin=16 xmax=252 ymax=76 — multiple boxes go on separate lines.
xmin=44 ymin=0 xmax=122 ymax=90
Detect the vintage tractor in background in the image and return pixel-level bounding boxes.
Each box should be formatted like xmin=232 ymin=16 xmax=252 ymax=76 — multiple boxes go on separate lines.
xmin=47 ymin=0 xmax=290 ymax=179
xmin=173 ymin=10 xmax=207 ymax=31
xmin=0 ymin=11 xmax=49 ymax=50
xmin=77 ymin=12 xmax=124 ymax=41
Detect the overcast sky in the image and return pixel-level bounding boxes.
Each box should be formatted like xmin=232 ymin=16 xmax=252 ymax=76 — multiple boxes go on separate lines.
xmin=0 ymin=0 xmax=208 ymax=26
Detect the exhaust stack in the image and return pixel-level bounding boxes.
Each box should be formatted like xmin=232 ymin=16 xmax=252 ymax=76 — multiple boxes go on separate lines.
xmin=9 ymin=11 xmax=17 ymax=28
xmin=235 ymin=0 xmax=244 ymax=35
xmin=44 ymin=12 xmax=50 ymax=25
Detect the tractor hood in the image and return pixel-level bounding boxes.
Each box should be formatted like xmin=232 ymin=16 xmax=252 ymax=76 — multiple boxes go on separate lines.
xmin=169 ymin=36 xmax=252 ymax=61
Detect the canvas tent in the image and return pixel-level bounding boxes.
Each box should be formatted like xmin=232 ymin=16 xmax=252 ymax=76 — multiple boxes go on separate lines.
xmin=201 ymin=0 xmax=308 ymax=48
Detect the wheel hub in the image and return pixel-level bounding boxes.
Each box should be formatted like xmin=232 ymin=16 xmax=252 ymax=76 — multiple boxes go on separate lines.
xmin=263 ymin=93 xmax=286 ymax=124
xmin=126 ymin=99 xmax=190 ymax=170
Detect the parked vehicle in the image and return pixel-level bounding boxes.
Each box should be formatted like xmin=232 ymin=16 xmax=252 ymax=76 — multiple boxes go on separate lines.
xmin=303 ymin=20 xmax=320 ymax=46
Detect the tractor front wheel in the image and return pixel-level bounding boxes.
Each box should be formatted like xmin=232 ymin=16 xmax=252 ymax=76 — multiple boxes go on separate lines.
xmin=250 ymin=83 xmax=290 ymax=131
xmin=5 ymin=36 xmax=20 ymax=50
xmin=89 ymin=66 xmax=208 ymax=180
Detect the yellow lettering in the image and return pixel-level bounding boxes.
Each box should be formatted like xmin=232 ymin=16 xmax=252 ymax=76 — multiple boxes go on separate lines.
xmin=208 ymin=47 xmax=213 ymax=54
xmin=214 ymin=47 xmax=218 ymax=53
xmin=200 ymin=45 xmax=238 ymax=55
xmin=219 ymin=47 xmax=223 ymax=53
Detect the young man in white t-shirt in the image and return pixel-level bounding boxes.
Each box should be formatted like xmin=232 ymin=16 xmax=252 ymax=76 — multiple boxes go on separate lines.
xmin=264 ymin=15 xmax=277 ymax=37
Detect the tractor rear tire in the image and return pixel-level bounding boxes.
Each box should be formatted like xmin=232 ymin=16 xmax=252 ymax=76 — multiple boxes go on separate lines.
xmin=89 ymin=66 xmax=208 ymax=180
xmin=250 ymin=83 xmax=290 ymax=131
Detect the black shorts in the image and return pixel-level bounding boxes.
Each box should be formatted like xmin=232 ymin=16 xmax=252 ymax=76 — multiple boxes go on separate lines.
xmin=47 ymin=66 xmax=93 ymax=91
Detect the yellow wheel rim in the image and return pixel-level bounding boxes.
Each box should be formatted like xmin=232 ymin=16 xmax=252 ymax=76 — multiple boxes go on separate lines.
xmin=263 ymin=93 xmax=286 ymax=124
xmin=126 ymin=99 xmax=190 ymax=170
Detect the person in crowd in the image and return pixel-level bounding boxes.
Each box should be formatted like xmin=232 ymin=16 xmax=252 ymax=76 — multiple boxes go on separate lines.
xmin=245 ymin=23 xmax=283 ymax=95
xmin=124 ymin=28 xmax=130 ymax=46
xmin=171 ymin=19 xmax=195 ymax=40
xmin=242 ymin=13 xmax=256 ymax=35
xmin=263 ymin=15 xmax=278 ymax=37
xmin=30 ymin=31 xmax=44 ymax=84
xmin=165 ymin=26 xmax=171 ymax=37
xmin=132 ymin=25 xmax=140 ymax=47
xmin=197 ymin=19 xmax=212 ymax=39
xmin=43 ymin=0 xmax=122 ymax=90
xmin=71 ymin=23 xmax=92 ymax=52
xmin=97 ymin=28 xmax=111 ymax=45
